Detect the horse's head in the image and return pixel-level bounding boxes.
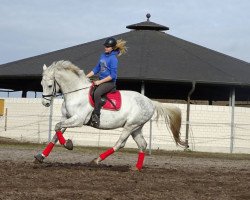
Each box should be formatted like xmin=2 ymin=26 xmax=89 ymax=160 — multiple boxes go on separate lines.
xmin=41 ymin=64 xmax=59 ymax=107
xmin=41 ymin=60 xmax=91 ymax=107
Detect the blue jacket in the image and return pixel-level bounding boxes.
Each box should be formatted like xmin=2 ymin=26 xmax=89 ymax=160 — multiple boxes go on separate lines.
xmin=92 ymin=50 xmax=119 ymax=82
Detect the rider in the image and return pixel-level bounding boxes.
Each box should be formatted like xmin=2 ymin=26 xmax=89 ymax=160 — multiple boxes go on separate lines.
xmin=86 ymin=37 xmax=127 ymax=127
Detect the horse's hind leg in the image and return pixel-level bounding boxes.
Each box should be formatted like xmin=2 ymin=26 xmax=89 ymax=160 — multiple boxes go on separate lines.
xmin=92 ymin=126 xmax=134 ymax=165
xmin=34 ymin=128 xmax=67 ymax=163
xmin=131 ymin=126 xmax=147 ymax=171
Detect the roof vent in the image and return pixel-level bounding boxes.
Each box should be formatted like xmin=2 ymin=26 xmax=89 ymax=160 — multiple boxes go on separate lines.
xmin=126 ymin=13 xmax=169 ymax=31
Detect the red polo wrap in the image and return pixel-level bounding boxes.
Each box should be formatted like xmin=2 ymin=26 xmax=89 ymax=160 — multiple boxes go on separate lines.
xmin=99 ymin=148 xmax=115 ymax=160
xmin=56 ymin=131 xmax=66 ymax=145
xmin=136 ymin=152 xmax=145 ymax=170
xmin=42 ymin=142 xmax=55 ymax=157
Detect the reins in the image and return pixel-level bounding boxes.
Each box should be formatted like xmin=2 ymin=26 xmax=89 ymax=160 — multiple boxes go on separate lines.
xmin=62 ymin=85 xmax=91 ymax=95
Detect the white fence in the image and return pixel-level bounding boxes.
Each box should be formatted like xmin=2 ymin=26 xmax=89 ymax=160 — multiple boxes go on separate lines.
xmin=0 ymin=98 xmax=250 ymax=154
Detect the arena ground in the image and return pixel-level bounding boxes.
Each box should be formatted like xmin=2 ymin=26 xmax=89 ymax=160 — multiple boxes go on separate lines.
xmin=0 ymin=137 xmax=249 ymax=200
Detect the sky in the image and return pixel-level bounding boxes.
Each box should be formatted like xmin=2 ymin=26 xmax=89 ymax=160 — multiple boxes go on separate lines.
xmin=0 ymin=0 xmax=250 ymax=97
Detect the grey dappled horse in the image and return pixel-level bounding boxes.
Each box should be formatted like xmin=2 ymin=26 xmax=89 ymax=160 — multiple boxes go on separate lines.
xmin=34 ymin=60 xmax=185 ymax=170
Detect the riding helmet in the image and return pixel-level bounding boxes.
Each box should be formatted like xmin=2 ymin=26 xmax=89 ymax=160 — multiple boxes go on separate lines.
xmin=103 ymin=37 xmax=117 ymax=48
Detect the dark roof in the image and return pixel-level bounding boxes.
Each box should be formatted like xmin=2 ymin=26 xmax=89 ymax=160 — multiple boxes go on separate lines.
xmin=1 ymin=15 xmax=250 ymax=94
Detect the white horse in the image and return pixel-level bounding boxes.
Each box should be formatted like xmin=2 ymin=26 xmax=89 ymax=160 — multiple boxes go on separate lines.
xmin=34 ymin=60 xmax=186 ymax=170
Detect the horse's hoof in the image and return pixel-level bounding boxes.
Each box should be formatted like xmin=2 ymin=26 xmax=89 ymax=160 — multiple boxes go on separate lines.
xmin=34 ymin=154 xmax=45 ymax=163
xmin=90 ymin=158 xmax=99 ymax=165
xmin=130 ymin=166 xmax=142 ymax=172
xmin=64 ymin=139 xmax=73 ymax=150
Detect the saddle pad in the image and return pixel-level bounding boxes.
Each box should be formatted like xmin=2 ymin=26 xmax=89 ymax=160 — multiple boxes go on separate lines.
xmin=88 ymin=86 xmax=122 ymax=111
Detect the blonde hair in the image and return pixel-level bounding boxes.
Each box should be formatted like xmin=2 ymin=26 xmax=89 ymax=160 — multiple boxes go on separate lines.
xmin=114 ymin=39 xmax=127 ymax=56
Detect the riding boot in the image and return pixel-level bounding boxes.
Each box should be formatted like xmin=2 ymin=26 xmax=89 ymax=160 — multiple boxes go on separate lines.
xmin=91 ymin=111 xmax=100 ymax=128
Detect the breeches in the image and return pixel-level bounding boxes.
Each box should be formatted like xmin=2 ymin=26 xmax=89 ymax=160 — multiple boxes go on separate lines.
xmin=94 ymin=82 xmax=115 ymax=115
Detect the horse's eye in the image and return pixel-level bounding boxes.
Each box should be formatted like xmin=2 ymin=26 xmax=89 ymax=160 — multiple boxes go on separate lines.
xmin=48 ymin=85 xmax=52 ymax=88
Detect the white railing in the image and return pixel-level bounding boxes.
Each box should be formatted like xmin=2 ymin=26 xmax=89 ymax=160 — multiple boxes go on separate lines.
xmin=0 ymin=98 xmax=250 ymax=154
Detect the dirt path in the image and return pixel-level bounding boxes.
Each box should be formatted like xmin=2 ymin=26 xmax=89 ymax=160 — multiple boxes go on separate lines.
xmin=0 ymin=140 xmax=250 ymax=200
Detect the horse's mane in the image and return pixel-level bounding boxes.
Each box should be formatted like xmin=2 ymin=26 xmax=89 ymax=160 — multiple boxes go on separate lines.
xmin=52 ymin=60 xmax=85 ymax=77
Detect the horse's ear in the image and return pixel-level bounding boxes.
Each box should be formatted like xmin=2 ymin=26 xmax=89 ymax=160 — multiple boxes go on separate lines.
xmin=43 ymin=64 xmax=47 ymax=71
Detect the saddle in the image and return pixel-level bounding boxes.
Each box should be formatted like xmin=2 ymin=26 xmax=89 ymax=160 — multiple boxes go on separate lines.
xmin=88 ymin=85 xmax=122 ymax=111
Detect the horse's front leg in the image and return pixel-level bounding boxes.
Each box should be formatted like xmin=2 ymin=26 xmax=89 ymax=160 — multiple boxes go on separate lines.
xmin=34 ymin=128 xmax=67 ymax=163
xmin=54 ymin=114 xmax=84 ymax=148
xmin=55 ymin=114 xmax=84 ymax=131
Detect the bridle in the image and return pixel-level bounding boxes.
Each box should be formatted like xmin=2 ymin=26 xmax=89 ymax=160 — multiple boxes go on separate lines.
xmin=42 ymin=78 xmax=91 ymax=101
xmin=42 ymin=79 xmax=58 ymax=101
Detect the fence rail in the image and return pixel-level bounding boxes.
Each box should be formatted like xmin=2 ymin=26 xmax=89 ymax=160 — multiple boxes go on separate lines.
xmin=0 ymin=98 xmax=250 ymax=154
xmin=1 ymin=113 xmax=250 ymax=154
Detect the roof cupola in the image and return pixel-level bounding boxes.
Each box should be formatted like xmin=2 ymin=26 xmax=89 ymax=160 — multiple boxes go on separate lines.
xmin=126 ymin=13 xmax=169 ymax=31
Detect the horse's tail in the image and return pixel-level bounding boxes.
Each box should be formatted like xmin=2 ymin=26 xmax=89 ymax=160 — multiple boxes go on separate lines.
xmin=152 ymin=101 xmax=186 ymax=147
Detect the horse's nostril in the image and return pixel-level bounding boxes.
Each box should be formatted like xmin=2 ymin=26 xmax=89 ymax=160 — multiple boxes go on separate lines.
xmin=45 ymin=103 xmax=50 ymax=107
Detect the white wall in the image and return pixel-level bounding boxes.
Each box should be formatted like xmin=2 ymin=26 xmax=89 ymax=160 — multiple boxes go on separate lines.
xmin=0 ymin=98 xmax=249 ymax=154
